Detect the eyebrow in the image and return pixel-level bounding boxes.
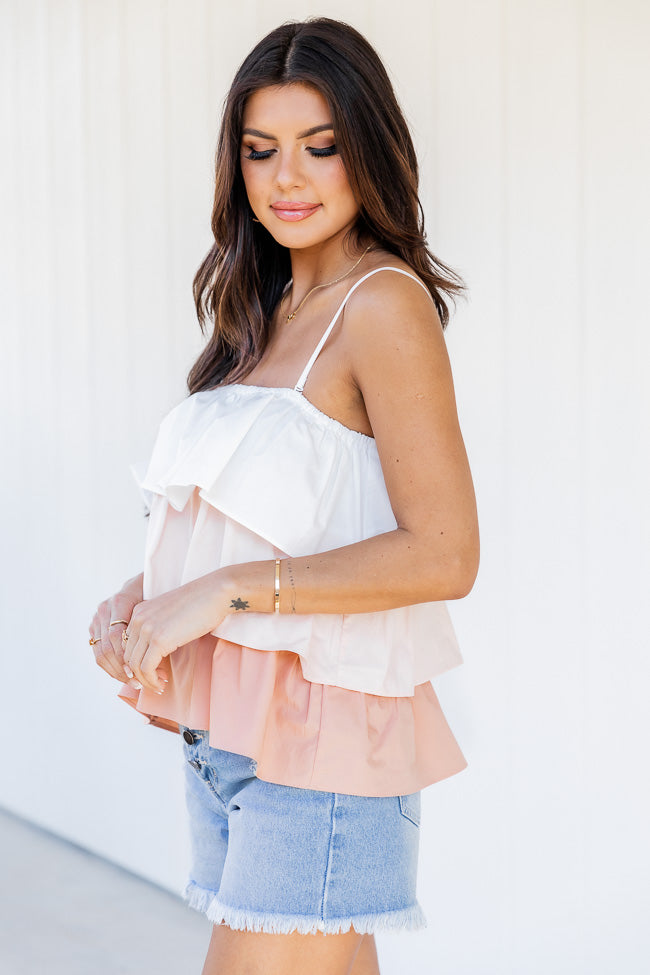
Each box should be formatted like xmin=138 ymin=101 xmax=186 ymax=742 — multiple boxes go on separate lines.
xmin=242 ymin=123 xmax=334 ymax=140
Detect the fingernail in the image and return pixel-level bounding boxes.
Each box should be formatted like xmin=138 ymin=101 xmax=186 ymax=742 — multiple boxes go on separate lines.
xmin=131 ymin=681 xmax=143 ymax=690
xmin=156 ymin=688 xmax=164 ymax=695
xmin=124 ymin=665 xmax=134 ymax=678
xmin=160 ymin=677 xmax=169 ymax=683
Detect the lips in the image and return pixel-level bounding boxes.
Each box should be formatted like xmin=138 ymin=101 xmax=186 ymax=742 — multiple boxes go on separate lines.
xmin=271 ymin=201 xmax=322 ymax=222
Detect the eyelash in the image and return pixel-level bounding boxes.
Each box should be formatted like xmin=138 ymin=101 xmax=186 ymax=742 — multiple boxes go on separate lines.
xmin=244 ymin=146 xmax=337 ymax=161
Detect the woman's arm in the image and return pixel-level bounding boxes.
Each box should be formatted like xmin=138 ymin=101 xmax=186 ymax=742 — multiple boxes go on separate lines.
xmin=220 ymin=272 xmax=479 ymax=615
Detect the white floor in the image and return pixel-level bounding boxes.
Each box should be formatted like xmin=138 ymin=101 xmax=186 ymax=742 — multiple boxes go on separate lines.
xmin=0 ymin=806 xmax=211 ymax=975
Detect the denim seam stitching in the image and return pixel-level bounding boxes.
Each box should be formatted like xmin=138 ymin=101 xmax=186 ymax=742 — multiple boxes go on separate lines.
xmin=183 ymin=743 xmax=226 ymax=807
xmin=319 ymin=793 xmax=338 ymax=921
xmin=186 ymin=760 xmax=217 ymax=802
xmin=398 ymin=794 xmax=421 ymax=827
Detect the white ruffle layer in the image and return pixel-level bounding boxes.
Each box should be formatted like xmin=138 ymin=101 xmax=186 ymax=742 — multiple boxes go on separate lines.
xmin=132 ymin=385 xmax=463 ymax=697
xmin=138 ymin=386 xmax=395 ymax=553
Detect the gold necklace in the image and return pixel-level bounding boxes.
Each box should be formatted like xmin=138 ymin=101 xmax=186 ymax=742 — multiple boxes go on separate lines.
xmin=283 ymin=245 xmax=373 ymax=321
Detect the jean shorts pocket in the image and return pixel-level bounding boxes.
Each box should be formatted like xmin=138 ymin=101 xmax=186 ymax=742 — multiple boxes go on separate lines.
xmin=398 ymin=792 xmax=421 ymax=827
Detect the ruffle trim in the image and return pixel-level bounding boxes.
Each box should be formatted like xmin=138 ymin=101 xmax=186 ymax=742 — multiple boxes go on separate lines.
xmin=183 ymin=879 xmax=427 ymax=935
xmin=130 ymin=385 xmax=394 ymax=557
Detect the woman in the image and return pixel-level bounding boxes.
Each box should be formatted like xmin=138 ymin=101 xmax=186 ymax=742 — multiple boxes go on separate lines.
xmin=89 ymin=17 xmax=479 ymax=975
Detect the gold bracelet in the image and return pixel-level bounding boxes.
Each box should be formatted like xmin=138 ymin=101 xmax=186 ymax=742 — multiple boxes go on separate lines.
xmin=274 ymin=559 xmax=281 ymax=613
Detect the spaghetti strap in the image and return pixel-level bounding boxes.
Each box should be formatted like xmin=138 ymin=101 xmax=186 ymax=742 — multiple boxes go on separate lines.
xmin=293 ymin=266 xmax=433 ymax=393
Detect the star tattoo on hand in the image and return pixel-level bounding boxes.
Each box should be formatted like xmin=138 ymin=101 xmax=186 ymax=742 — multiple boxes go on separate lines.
xmin=230 ymin=597 xmax=250 ymax=611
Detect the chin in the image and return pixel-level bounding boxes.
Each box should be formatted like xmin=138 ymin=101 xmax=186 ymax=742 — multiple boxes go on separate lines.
xmin=267 ymin=222 xmax=354 ymax=252
xmin=264 ymin=226 xmax=330 ymax=250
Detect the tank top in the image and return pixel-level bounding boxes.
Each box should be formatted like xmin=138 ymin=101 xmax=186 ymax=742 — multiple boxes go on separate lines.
xmin=118 ymin=266 xmax=468 ymax=796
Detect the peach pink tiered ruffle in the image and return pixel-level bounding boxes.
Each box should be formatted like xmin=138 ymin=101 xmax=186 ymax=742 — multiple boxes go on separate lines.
xmin=118 ymin=632 xmax=467 ymax=797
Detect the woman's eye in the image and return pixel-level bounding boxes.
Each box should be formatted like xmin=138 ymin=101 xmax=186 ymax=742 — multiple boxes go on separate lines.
xmin=309 ymin=145 xmax=337 ymax=157
xmin=244 ymin=148 xmax=274 ymax=161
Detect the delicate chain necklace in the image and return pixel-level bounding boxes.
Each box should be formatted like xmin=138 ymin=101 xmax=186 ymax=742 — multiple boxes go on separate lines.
xmin=282 ymin=245 xmax=373 ymax=322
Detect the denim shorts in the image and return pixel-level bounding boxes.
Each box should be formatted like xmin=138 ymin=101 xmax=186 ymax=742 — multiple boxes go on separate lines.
xmin=178 ymin=726 xmax=427 ymax=935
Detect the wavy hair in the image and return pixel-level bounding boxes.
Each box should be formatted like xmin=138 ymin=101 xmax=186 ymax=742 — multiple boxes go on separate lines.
xmin=188 ymin=17 xmax=467 ymax=394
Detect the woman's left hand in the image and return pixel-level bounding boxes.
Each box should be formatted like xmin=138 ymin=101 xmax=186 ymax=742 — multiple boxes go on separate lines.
xmin=122 ymin=571 xmax=229 ymax=694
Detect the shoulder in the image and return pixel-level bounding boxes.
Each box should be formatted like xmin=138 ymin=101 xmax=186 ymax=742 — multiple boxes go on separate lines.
xmin=347 ymin=259 xmax=436 ymax=311
xmin=341 ymin=259 xmax=447 ymax=389
xmin=344 ymin=259 xmax=442 ymax=345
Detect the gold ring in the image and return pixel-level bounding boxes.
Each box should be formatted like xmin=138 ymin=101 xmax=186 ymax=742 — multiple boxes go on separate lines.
xmin=89 ymin=637 xmax=101 ymax=646
xmin=122 ymin=630 xmax=129 ymax=642
xmin=109 ymin=620 xmax=129 ymax=627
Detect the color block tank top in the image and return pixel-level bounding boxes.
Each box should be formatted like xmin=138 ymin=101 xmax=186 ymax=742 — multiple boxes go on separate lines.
xmin=118 ymin=266 xmax=467 ymax=795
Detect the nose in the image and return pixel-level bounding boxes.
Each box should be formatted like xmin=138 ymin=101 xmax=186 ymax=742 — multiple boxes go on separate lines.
xmin=273 ymin=148 xmax=306 ymax=191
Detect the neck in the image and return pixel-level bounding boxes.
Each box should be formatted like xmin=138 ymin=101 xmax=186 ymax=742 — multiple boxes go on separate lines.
xmin=286 ymin=227 xmax=371 ymax=300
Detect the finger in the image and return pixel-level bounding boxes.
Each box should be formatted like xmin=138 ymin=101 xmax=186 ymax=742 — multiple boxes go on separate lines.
xmin=90 ymin=611 xmax=128 ymax=682
xmin=97 ymin=602 xmax=122 ymax=676
xmin=121 ymin=627 xmax=133 ymax=677
xmin=120 ymin=662 xmax=167 ymax=693
xmin=122 ymin=613 xmax=169 ymax=693
xmin=97 ymin=601 xmax=111 ymax=644
xmin=107 ymin=619 xmax=132 ymax=679
xmin=122 ymin=627 xmax=147 ymax=686
xmin=140 ymin=645 xmax=168 ymax=695
xmin=92 ymin=640 xmax=132 ymax=683
xmin=124 ymin=630 xmax=165 ymax=695
xmin=118 ymin=657 xmax=143 ymax=690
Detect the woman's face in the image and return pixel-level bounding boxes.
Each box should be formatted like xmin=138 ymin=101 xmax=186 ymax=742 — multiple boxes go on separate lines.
xmin=240 ymin=83 xmax=360 ymax=250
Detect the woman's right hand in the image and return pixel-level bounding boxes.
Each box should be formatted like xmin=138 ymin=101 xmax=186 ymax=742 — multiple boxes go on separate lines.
xmin=89 ymin=573 xmax=146 ymax=688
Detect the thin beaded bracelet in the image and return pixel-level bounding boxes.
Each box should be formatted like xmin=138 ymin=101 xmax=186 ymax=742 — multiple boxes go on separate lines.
xmin=274 ymin=558 xmax=281 ymax=613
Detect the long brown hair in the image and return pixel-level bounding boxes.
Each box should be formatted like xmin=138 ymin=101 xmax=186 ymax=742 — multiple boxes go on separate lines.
xmin=188 ymin=17 xmax=467 ymax=394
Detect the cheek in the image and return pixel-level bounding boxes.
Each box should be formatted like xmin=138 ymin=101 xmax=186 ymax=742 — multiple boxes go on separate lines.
xmin=240 ymin=160 xmax=266 ymax=201
xmin=336 ymin=183 xmax=360 ymax=219
xmin=240 ymin=164 xmax=253 ymax=195
xmin=324 ymin=160 xmax=358 ymax=210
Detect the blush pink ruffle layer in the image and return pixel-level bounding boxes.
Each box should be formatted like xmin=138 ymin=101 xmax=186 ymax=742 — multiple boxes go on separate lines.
xmin=118 ymin=633 xmax=467 ymax=797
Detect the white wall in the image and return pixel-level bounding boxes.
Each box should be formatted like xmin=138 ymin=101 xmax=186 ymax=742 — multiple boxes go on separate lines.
xmin=1 ymin=1 xmax=648 ymax=972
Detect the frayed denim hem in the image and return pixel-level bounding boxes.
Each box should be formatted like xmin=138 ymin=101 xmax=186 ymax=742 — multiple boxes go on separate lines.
xmin=183 ymin=879 xmax=427 ymax=935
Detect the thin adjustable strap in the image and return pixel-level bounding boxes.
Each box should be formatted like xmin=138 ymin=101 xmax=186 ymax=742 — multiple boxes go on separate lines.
xmin=293 ymin=266 xmax=432 ymax=392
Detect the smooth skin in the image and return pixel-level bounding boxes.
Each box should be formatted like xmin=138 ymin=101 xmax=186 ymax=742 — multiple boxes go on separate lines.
xmin=89 ymin=82 xmax=479 ymax=975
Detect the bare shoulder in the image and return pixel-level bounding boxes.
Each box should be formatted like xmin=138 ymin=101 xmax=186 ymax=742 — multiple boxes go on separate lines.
xmin=342 ymin=256 xmax=448 ymax=397
xmin=348 ymin=257 xmax=437 ymax=315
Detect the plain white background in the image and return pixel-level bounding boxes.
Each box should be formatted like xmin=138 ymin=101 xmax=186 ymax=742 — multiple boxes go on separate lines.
xmin=1 ymin=2 xmax=649 ymax=973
